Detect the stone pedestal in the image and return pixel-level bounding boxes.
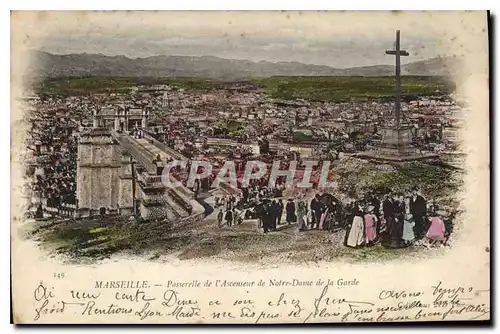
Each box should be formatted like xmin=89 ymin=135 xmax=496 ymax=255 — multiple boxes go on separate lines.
xmin=379 ymin=125 xmax=414 ymax=155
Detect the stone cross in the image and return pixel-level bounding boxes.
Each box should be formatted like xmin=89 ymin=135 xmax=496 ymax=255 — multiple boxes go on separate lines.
xmin=386 ymin=30 xmax=409 ymax=126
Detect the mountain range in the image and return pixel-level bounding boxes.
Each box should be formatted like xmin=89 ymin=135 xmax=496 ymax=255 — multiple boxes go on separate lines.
xmin=30 ymin=50 xmax=463 ymax=80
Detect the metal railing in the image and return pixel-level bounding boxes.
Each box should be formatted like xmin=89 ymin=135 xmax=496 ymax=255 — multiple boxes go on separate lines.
xmin=31 ymin=203 xmax=77 ymax=219
xmin=145 ymin=175 xmax=164 ymax=186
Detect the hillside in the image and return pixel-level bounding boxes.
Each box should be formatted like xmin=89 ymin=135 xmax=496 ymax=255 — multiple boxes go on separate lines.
xmin=29 ymin=51 xmax=463 ymax=80
xmin=34 ymin=75 xmax=455 ymax=102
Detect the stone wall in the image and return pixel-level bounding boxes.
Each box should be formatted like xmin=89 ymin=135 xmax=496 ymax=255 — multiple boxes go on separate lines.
xmin=76 ymin=129 xmax=134 ymax=217
xmin=118 ymin=152 xmax=134 ymax=214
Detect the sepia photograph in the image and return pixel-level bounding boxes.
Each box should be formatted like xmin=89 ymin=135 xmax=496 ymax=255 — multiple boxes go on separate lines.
xmin=10 ymin=10 xmax=490 ymax=324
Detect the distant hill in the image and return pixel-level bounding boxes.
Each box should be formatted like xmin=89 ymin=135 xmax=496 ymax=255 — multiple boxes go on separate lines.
xmin=29 ymin=51 xmax=463 ymax=80
xmin=403 ymin=56 xmax=464 ymax=76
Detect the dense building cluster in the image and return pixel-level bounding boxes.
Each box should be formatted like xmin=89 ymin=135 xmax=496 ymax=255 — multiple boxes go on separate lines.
xmin=24 ymin=97 xmax=81 ymax=217
xmin=143 ymin=84 xmax=463 ymax=164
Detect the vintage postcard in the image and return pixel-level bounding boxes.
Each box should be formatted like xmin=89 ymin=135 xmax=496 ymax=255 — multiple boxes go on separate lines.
xmin=11 ymin=11 xmax=490 ymax=324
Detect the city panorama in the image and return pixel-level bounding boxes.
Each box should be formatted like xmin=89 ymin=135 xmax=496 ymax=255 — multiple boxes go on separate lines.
xmin=20 ymin=26 xmax=465 ymax=265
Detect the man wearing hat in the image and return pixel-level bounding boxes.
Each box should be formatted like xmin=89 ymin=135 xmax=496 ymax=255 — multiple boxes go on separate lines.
xmin=382 ymin=191 xmax=395 ymax=239
xmin=261 ymin=200 xmax=272 ymax=233
xmin=382 ymin=192 xmax=405 ymax=248
xmin=310 ymin=193 xmax=324 ymax=230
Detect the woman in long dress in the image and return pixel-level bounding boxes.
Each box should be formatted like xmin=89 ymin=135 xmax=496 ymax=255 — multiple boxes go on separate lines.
xmin=306 ymin=209 xmax=313 ymax=229
xmin=346 ymin=203 xmax=365 ymax=248
xmin=402 ymin=213 xmax=416 ymax=244
xmin=364 ymin=206 xmax=377 ymax=246
xmin=297 ymin=200 xmax=307 ymax=231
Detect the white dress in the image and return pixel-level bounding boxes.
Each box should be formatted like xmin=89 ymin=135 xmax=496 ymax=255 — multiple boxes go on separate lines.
xmin=347 ymin=216 xmax=365 ymax=247
xmin=402 ymin=218 xmax=415 ymax=242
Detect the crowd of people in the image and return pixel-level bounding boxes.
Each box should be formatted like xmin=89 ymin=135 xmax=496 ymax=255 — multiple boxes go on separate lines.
xmin=212 ymin=186 xmax=453 ymax=249
xmin=343 ymin=189 xmax=452 ymax=249
xmin=25 ymin=108 xmax=79 ymax=218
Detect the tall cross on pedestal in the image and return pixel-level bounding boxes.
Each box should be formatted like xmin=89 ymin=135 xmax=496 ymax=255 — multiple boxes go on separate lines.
xmin=386 ymin=30 xmax=409 ymax=127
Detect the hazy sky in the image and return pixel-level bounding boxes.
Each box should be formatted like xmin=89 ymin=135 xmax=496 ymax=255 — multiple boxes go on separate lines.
xmin=23 ymin=11 xmax=484 ymax=68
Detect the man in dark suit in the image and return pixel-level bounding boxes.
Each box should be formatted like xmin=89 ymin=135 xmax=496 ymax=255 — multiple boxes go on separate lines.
xmin=225 ymin=209 xmax=233 ymax=227
xmin=310 ymin=194 xmax=322 ymax=229
xmin=152 ymin=154 xmax=163 ymax=176
xmin=285 ymin=198 xmax=296 ymax=225
xmin=270 ymin=200 xmax=280 ymax=231
xmin=262 ymin=200 xmax=272 ymax=233
xmin=391 ymin=194 xmax=406 ymax=247
xmin=410 ymin=188 xmax=427 ymax=239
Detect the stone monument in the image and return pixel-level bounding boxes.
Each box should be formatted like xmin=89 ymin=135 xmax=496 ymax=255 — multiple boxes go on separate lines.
xmin=357 ymin=30 xmax=438 ymax=162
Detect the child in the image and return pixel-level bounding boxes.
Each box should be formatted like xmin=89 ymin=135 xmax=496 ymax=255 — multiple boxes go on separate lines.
xmin=426 ymin=210 xmax=446 ymax=246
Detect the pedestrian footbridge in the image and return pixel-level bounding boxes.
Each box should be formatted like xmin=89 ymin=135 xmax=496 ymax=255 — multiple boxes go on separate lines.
xmin=111 ymin=131 xmax=205 ymax=222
